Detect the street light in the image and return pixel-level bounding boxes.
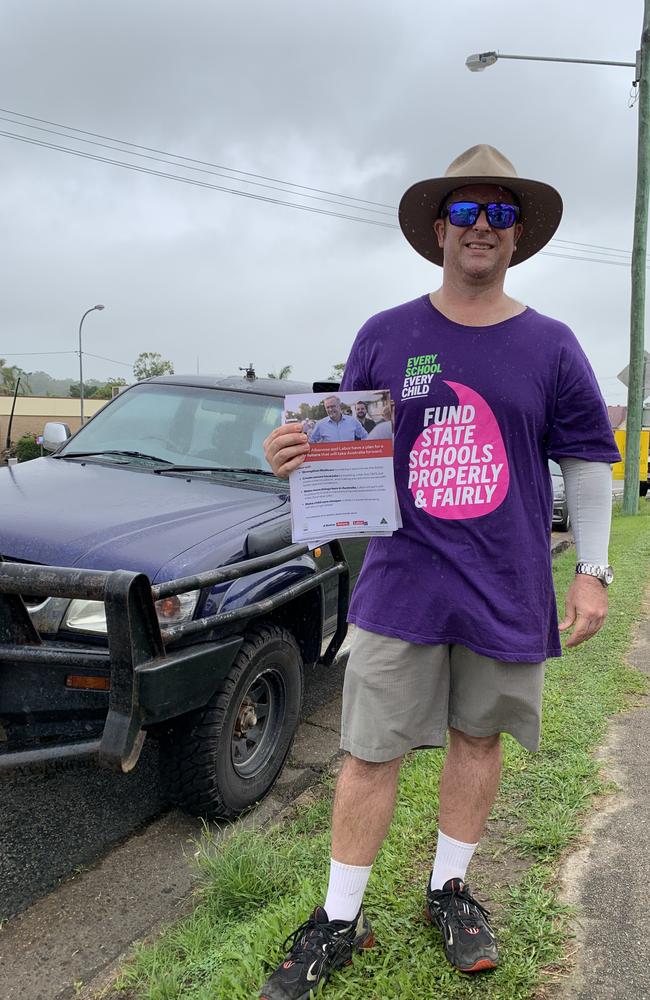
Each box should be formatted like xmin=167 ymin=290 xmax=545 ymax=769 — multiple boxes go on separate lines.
xmin=78 ymin=304 xmax=105 ymax=425
xmin=466 ymin=10 xmax=649 ymax=516
xmin=466 ymin=51 xmax=637 ymax=72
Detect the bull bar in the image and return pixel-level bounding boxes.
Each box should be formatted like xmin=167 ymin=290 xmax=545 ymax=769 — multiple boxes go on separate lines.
xmin=0 ymin=540 xmax=349 ymax=774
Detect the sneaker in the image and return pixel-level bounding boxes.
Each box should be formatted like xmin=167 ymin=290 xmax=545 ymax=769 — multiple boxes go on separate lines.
xmin=259 ymin=906 xmax=375 ymax=1000
xmin=424 ymin=877 xmax=498 ymax=973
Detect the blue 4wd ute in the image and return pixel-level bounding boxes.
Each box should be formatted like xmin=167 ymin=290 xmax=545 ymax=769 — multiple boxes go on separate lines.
xmin=0 ymin=374 xmax=365 ymax=818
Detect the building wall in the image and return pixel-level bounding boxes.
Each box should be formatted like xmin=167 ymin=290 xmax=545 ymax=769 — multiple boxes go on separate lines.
xmin=0 ymin=396 xmax=107 ymax=442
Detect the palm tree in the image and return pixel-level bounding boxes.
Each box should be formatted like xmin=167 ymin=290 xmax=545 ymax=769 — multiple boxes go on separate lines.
xmin=267 ymin=365 xmax=293 ymax=380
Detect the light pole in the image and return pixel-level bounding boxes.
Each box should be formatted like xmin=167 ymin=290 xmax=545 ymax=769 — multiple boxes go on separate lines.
xmin=467 ymin=2 xmax=649 ymax=515
xmin=78 ymin=304 xmax=105 ymax=425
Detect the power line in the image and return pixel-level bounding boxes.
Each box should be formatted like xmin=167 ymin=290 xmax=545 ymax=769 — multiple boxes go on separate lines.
xmin=0 ymin=109 xmax=645 ymax=266
xmin=539 ymin=250 xmax=634 ymax=267
xmin=0 ymin=107 xmax=641 ymax=262
xmin=0 ymin=114 xmax=395 ymax=218
xmin=1 ymin=350 xmax=131 ymax=367
xmin=84 ymin=351 xmax=132 ymax=368
xmin=0 ymin=350 xmax=77 ymax=356
xmin=0 ymin=106 xmax=396 ymax=211
xmin=1 ymin=107 xmax=641 ymax=260
xmin=0 ymin=129 xmax=399 ymax=230
xmin=552 ymin=239 xmax=632 ymax=257
xmin=0 ymin=108 xmax=630 ymax=259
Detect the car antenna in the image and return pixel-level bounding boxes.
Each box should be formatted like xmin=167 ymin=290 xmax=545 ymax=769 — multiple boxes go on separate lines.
xmin=238 ymin=363 xmax=256 ymax=381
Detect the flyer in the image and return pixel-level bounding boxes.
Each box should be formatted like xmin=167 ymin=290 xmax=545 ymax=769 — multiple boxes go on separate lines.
xmin=283 ymin=390 xmax=400 ymax=545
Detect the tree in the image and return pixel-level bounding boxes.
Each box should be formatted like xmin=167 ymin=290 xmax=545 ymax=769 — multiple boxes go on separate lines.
xmin=267 ymin=365 xmax=293 ymax=380
xmin=69 ymin=377 xmax=128 ymax=399
xmin=328 ymin=362 xmax=345 ymax=382
xmin=93 ymin=377 xmax=128 ymax=399
xmin=133 ymin=352 xmax=174 ymax=380
xmin=69 ymin=382 xmax=97 ymax=399
xmin=0 ymin=359 xmax=31 ymax=395
xmin=28 ymin=370 xmax=75 ymax=396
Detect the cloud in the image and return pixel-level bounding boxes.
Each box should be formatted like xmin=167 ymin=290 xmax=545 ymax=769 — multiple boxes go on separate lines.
xmin=0 ymin=0 xmax=644 ymax=405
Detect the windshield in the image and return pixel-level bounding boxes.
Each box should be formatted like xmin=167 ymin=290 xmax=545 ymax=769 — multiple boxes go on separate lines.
xmin=548 ymin=460 xmax=562 ymax=476
xmin=59 ymin=383 xmax=283 ymax=470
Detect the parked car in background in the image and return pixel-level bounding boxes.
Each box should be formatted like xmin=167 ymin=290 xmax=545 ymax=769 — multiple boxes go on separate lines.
xmin=0 ymin=373 xmax=366 ymax=819
xmin=550 ymin=456 xmax=630 ymax=533
xmin=549 ymin=459 xmax=570 ymax=531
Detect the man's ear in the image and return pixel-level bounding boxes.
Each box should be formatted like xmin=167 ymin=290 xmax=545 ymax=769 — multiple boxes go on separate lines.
xmin=433 ymin=218 xmax=446 ymax=249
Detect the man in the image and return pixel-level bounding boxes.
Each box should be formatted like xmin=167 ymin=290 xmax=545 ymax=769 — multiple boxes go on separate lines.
xmin=367 ymin=400 xmax=393 ymax=439
xmin=260 ymin=145 xmax=620 ymax=1000
xmin=308 ymin=395 xmax=368 ymax=443
xmin=354 ymin=400 xmax=377 ymax=434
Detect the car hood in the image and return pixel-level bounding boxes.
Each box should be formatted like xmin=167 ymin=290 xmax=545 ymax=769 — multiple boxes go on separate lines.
xmin=0 ymin=458 xmax=286 ymax=579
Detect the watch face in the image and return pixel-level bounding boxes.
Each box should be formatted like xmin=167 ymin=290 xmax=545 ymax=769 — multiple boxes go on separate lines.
xmin=604 ymin=566 xmax=614 ymax=585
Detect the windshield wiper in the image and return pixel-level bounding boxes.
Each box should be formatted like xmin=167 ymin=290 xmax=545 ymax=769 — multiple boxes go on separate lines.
xmin=54 ymin=450 xmax=172 ymax=464
xmin=153 ymin=465 xmax=275 ymax=476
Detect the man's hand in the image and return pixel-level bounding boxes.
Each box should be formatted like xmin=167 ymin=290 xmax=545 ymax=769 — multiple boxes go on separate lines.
xmin=558 ymin=574 xmax=608 ymax=648
xmin=263 ymin=422 xmax=310 ymax=478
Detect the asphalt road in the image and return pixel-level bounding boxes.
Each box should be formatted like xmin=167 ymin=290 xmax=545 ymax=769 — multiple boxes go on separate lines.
xmin=0 ymin=741 xmax=165 ymax=921
xmin=0 ymin=654 xmax=346 ymax=922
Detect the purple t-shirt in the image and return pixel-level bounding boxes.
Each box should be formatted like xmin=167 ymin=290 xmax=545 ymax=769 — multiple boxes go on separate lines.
xmin=340 ymin=295 xmax=621 ymax=662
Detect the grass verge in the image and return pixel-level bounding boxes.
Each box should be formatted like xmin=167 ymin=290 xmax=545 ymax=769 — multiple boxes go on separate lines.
xmin=109 ymin=507 xmax=650 ymax=1000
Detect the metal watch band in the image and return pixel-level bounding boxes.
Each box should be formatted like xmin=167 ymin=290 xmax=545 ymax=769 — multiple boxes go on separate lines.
xmin=576 ymin=562 xmax=614 ymax=586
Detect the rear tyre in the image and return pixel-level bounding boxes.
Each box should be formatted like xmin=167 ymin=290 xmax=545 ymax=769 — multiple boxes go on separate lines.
xmin=160 ymin=625 xmax=303 ymax=819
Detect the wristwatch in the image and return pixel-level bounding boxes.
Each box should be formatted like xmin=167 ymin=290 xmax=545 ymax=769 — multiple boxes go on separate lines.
xmin=576 ymin=562 xmax=614 ymax=587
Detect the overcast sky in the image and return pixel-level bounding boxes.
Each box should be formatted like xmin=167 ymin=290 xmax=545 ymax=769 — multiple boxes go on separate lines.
xmin=0 ymin=0 xmax=645 ymax=403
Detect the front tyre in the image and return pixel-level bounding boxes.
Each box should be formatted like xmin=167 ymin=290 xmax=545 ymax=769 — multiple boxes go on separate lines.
xmin=160 ymin=625 xmax=303 ymax=819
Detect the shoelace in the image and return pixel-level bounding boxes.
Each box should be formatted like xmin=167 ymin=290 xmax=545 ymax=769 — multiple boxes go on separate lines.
xmin=282 ymin=914 xmax=347 ymax=964
xmin=437 ymin=886 xmax=492 ymax=929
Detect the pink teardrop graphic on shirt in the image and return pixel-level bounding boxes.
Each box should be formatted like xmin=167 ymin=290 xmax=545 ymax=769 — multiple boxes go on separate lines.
xmin=408 ymin=381 xmax=510 ymax=520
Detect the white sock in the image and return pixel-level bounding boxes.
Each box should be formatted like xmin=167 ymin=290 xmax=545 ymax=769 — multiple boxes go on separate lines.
xmin=323 ymin=858 xmax=372 ymax=923
xmin=430 ymin=829 xmax=478 ymax=891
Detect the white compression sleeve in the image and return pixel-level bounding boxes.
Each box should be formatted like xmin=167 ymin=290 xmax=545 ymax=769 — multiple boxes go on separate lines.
xmin=557 ymin=457 xmax=612 ymax=565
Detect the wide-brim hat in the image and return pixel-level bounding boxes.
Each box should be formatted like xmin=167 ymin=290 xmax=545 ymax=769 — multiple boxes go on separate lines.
xmin=398 ymin=144 xmax=563 ymax=267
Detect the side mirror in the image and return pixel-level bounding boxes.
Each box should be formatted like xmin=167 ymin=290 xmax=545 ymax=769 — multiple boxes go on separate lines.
xmin=42 ymin=422 xmax=71 ymax=453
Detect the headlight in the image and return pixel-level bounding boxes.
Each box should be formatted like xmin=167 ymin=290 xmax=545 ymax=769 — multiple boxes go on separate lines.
xmin=63 ymin=600 xmax=108 ymax=634
xmin=553 ymin=483 xmax=565 ymax=500
xmin=63 ymin=589 xmax=201 ymax=634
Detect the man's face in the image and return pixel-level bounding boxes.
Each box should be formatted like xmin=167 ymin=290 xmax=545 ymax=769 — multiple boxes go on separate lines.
xmin=432 ymin=184 xmax=524 ymax=284
xmin=325 ymin=397 xmax=342 ymax=421
xmin=355 ymin=402 xmax=367 ymax=419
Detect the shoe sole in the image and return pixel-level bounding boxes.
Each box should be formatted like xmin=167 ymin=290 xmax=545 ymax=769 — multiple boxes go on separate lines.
xmin=260 ymin=929 xmax=375 ymax=1000
xmin=423 ymin=906 xmax=498 ymax=973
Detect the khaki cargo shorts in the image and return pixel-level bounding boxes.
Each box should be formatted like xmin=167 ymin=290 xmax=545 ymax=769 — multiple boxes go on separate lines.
xmin=340 ymin=627 xmax=545 ymax=760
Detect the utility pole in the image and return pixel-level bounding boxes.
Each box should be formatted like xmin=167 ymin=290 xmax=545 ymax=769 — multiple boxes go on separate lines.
xmin=467 ymin=10 xmax=650 ymax=515
xmin=624 ymin=0 xmax=650 ymax=513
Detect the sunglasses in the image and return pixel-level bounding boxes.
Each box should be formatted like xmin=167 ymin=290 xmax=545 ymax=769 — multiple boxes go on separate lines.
xmin=441 ymin=201 xmax=520 ymax=230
